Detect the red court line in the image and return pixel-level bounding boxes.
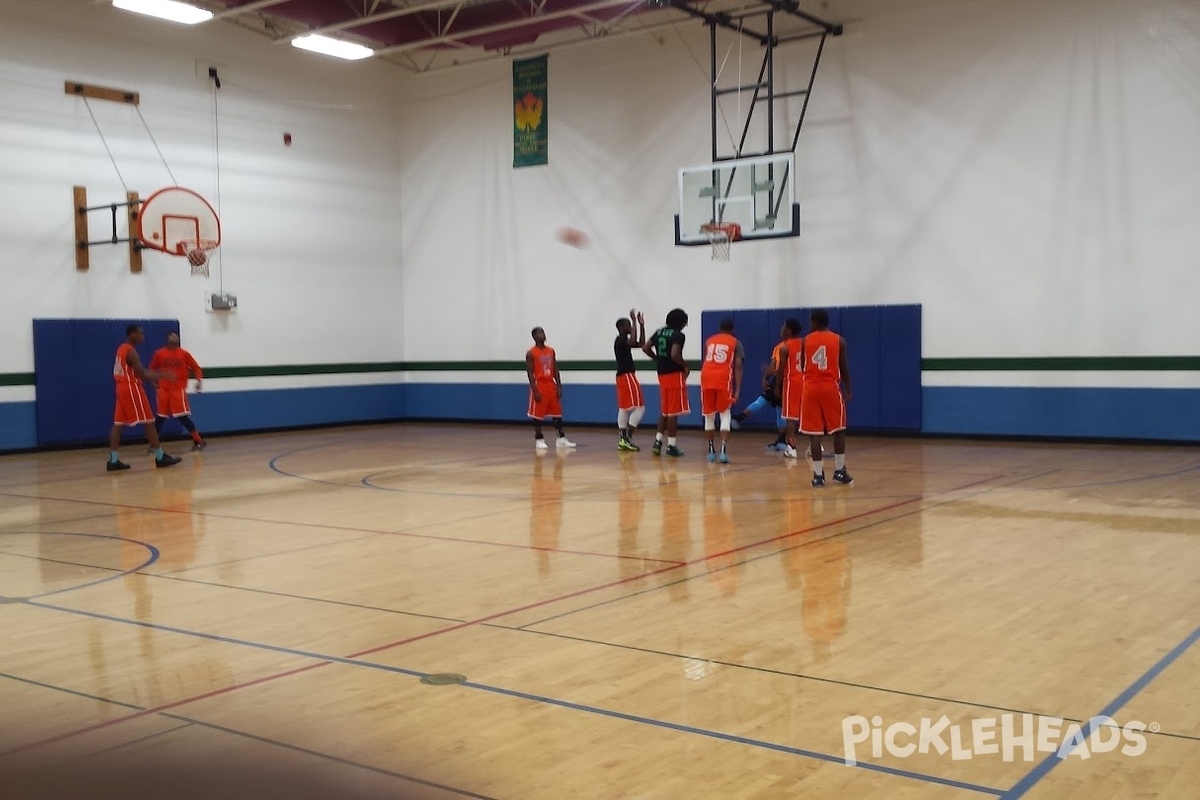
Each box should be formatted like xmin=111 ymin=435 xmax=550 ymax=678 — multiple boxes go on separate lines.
xmin=5 ymin=473 xmax=1000 ymax=756
xmin=0 ymin=662 xmax=329 ymax=759
xmin=0 ymin=490 xmax=684 ymax=567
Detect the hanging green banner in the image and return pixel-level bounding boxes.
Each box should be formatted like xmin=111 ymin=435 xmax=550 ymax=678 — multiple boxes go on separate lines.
xmin=513 ymin=55 xmax=548 ymax=168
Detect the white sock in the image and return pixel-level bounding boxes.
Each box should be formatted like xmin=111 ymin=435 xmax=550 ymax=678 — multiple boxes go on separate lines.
xmin=835 ymin=454 xmax=845 ymax=470
xmin=668 ymin=436 xmax=676 ymax=447
xmin=629 ymin=406 xmax=645 ymax=428
xmin=618 ymin=409 xmax=631 ymax=432
xmin=655 ymin=432 xmax=664 ymax=443
xmin=813 ymin=459 xmax=823 ymax=475
xmin=719 ymin=409 xmax=731 ymax=431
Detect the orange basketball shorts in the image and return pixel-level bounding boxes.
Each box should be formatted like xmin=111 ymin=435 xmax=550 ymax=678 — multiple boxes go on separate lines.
xmin=156 ymin=386 xmax=192 ymax=418
xmin=782 ymin=376 xmax=804 ymax=421
xmin=657 ymin=372 xmax=690 ymax=417
xmin=700 ymin=383 xmax=733 ymax=416
xmin=800 ymin=381 xmax=847 ymax=435
xmin=615 ymin=372 xmax=644 ymax=410
xmin=114 ymin=381 xmax=155 ymax=427
xmin=527 ymin=381 xmax=563 ymax=419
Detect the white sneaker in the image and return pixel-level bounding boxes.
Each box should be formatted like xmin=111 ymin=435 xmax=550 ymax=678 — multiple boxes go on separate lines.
xmin=784 ymin=446 xmax=798 ymax=459
xmin=535 ymin=438 xmax=549 ymax=451
xmin=556 ymin=437 xmax=577 ymax=448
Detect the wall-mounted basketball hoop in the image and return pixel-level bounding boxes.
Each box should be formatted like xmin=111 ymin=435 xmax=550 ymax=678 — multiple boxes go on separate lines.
xmin=136 ymin=186 xmax=221 ymax=277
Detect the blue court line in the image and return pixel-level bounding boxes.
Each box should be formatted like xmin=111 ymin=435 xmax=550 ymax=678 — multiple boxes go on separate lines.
xmin=1001 ymin=624 xmax=1200 ymax=799
xmin=23 ymin=600 xmax=1004 ymax=795
xmin=462 ymin=681 xmax=1003 ymax=795
xmin=0 ymin=671 xmax=497 ymax=800
xmin=0 ymin=531 xmax=158 ymax=600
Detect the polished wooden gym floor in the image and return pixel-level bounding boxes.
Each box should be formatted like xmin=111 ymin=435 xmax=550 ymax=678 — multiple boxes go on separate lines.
xmin=1 ymin=422 xmax=1197 ymax=799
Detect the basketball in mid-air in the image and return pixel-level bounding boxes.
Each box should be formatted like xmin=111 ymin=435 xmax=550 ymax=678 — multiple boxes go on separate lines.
xmin=556 ymin=226 xmax=588 ymax=248
xmin=187 ymin=248 xmax=207 ymax=267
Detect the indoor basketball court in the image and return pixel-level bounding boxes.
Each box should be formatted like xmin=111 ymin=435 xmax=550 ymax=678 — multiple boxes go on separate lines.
xmin=1 ymin=0 xmax=1198 ymax=798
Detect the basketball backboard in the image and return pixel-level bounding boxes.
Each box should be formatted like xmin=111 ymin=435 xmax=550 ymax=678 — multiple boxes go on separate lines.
xmin=137 ymin=186 xmax=221 ymax=256
xmin=675 ymin=153 xmax=799 ymax=246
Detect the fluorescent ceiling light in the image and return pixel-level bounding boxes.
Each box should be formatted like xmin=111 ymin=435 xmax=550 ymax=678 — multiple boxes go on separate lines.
xmin=112 ymin=0 xmax=214 ymax=25
xmin=291 ymin=34 xmax=375 ymax=61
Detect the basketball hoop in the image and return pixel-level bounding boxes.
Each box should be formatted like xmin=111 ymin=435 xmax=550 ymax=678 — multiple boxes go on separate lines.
xmin=701 ymin=222 xmax=741 ymax=261
xmin=179 ymin=239 xmax=217 ymax=277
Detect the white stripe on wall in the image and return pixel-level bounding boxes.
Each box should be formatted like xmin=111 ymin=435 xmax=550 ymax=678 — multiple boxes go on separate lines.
xmin=922 ymin=371 xmax=1200 ymax=389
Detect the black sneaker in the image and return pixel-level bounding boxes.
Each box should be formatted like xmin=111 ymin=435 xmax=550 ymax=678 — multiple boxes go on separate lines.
xmin=106 ymin=460 xmax=131 ymax=472
xmin=156 ymin=454 xmax=182 ymax=468
xmin=833 ymin=468 xmax=853 ymax=485
xmin=191 ymin=441 xmax=207 ymax=452
xmin=811 ymin=473 xmax=825 ymax=487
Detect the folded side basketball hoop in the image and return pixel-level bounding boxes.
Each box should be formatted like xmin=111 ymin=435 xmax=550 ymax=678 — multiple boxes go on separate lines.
xmin=136 ymin=187 xmax=220 ymax=274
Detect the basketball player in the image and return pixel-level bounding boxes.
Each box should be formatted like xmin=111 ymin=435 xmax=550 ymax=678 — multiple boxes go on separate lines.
xmin=800 ymin=309 xmax=853 ymax=486
xmin=526 ymin=327 xmax=576 ymax=451
xmin=107 ymin=325 xmax=180 ymax=471
xmin=149 ymin=332 xmax=207 ymax=451
xmin=773 ymin=318 xmax=805 ymax=459
xmin=699 ymin=318 xmax=744 ymax=463
xmin=734 ymin=329 xmax=789 ymax=449
xmin=614 ymin=309 xmax=646 ymax=451
xmin=642 ymin=308 xmax=690 ymax=457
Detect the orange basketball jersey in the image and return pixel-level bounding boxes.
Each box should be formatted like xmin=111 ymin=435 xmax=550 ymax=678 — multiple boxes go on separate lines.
xmin=149 ymin=347 xmax=202 ymax=391
xmin=700 ymin=332 xmax=739 ymax=388
xmin=113 ymin=343 xmax=137 ymax=386
xmin=528 ymin=345 xmax=557 ymax=382
xmin=803 ymin=330 xmax=841 ymax=383
xmin=782 ymin=336 xmax=804 ymax=382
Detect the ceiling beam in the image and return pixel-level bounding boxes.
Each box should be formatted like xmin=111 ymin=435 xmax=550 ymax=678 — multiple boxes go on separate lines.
xmin=371 ymin=0 xmax=644 ymax=56
xmin=211 ymin=0 xmax=294 ymax=20
xmin=272 ymin=0 xmax=475 ymax=40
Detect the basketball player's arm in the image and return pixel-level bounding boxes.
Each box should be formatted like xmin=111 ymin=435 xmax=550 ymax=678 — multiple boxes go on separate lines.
xmin=839 ymin=337 xmax=853 ymax=401
xmin=554 ymin=357 xmax=562 ymax=399
xmin=774 ymin=344 xmax=788 ymax=387
xmin=525 ymin=351 xmax=541 ymax=401
xmin=185 ymin=351 xmax=204 ymax=391
xmin=669 ymin=336 xmax=689 ymax=376
xmin=732 ymin=343 xmax=744 ymax=403
xmin=127 ymin=349 xmax=157 ymax=384
xmin=634 ymin=311 xmax=645 ymax=347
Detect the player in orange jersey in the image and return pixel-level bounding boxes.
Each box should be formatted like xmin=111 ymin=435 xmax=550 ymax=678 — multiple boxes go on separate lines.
xmin=773 ymin=318 xmax=806 ymax=460
xmin=699 ymin=318 xmax=744 ymax=463
xmin=526 ymin=327 xmax=576 ymax=452
xmin=149 ymin=332 xmax=207 ymax=452
xmin=107 ymin=325 xmax=181 ymax=472
xmin=614 ymin=309 xmax=646 ymax=451
xmin=800 ymin=309 xmax=853 ymax=486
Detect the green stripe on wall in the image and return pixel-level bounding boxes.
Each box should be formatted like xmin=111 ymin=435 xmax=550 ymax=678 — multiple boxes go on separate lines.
xmin=2 ymin=356 xmax=1199 ymax=387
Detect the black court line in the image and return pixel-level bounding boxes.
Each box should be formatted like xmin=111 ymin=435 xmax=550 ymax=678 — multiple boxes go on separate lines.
xmin=0 ymin=550 xmax=467 ymax=626
xmin=74 ymin=721 xmax=196 ymax=761
xmin=0 ymin=671 xmax=497 ymax=800
xmin=162 ymin=716 xmax=501 ymax=800
xmin=17 ymin=601 xmax=1006 ymax=796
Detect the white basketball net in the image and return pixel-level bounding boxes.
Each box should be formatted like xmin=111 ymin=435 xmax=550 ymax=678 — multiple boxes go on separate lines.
xmin=181 ymin=240 xmax=216 ymax=277
xmin=704 ymin=227 xmax=732 ymax=262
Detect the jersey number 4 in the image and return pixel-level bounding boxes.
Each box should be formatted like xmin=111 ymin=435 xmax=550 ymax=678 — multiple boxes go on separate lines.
xmin=705 ymin=343 xmax=730 ymax=363
xmin=809 ymin=345 xmax=828 ymax=370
